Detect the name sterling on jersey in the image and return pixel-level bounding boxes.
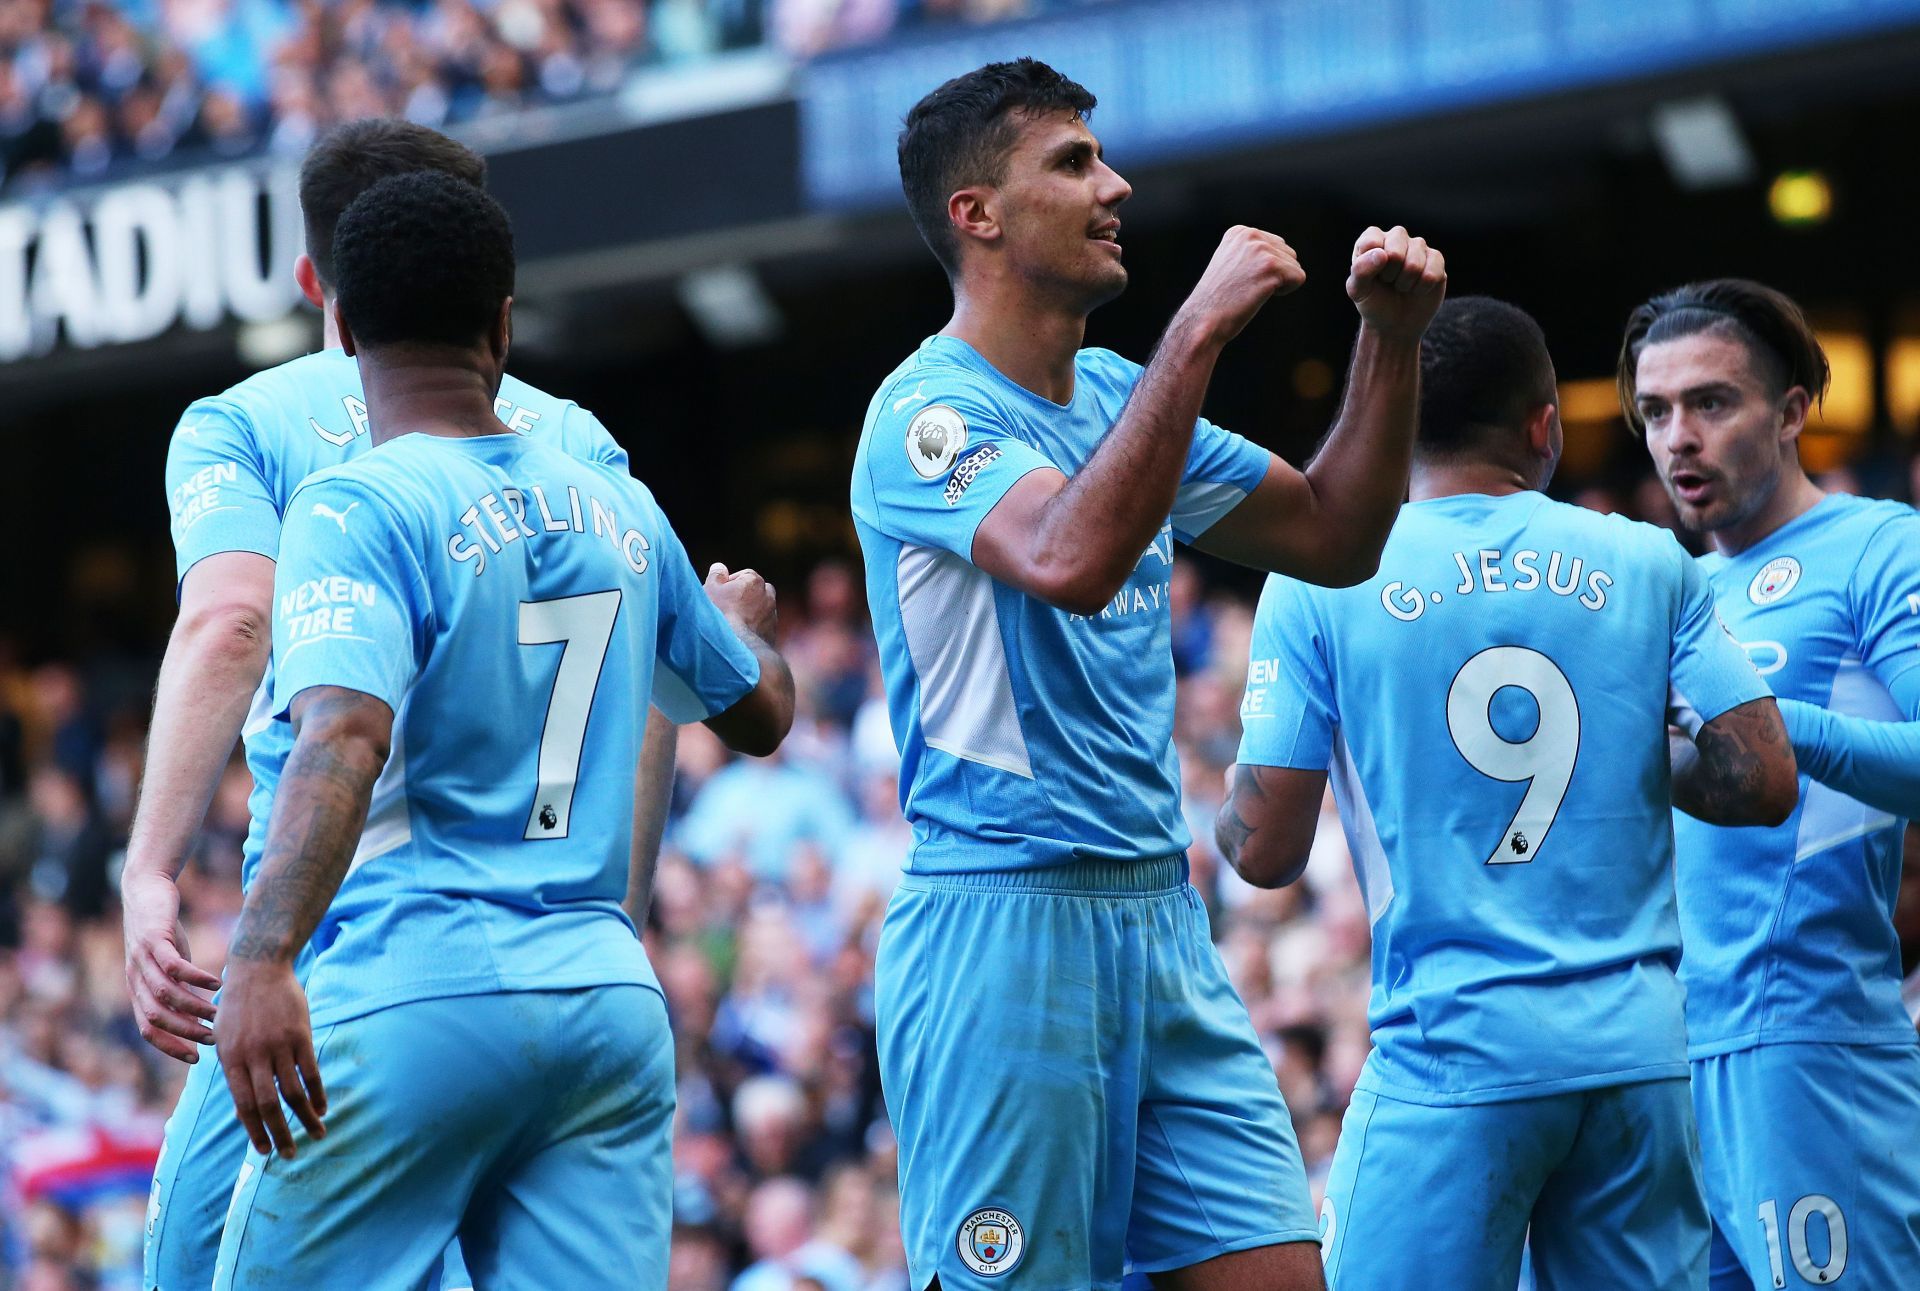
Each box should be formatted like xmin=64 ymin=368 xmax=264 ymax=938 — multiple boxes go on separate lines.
xmin=1381 ymin=548 xmax=1614 ymax=622
xmin=447 ymin=483 xmax=651 ymax=578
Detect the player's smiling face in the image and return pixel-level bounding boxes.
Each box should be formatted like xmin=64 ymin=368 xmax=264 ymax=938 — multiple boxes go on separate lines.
xmin=1635 ymin=331 xmax=1806 ymax=536
xmin=991 ymin=112 xmax=1132 ymax=309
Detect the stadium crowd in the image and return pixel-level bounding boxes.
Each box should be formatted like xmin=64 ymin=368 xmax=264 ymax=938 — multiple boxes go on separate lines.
xmin=1 ymin=450 xmax=1914 ymax=1288
xmin=0 ymin=0 xmax=1094 ymax=191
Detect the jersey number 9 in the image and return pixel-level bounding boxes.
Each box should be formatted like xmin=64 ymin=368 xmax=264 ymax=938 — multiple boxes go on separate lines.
xmin=1445 ymin=646 xmax=1582 ymax=866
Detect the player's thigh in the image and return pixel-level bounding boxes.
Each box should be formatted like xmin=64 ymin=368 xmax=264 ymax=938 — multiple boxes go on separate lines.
xmin=876 ymin=877 xmax=1144 ymax=1291
xmin=1529 ymin=1078 xmax=1708 ymax=1291
xmin=212 ymin=999 xmax=518 ymax=1291
xmin=146 ymin=1046 xmax=249 ymax=1291
xmin=1149 ymin=1240 xmax=1325 ymax=1291
xmin=1319 ymin=1089 xmax=1573 ymax=1291
xmin=1699 ymin=1044 xmax=1920 ymax=1289
xmin=462 ymin=985 xmax=676 ymax=1291
xmin=1130 ymin=892 xmax=1318 ymax=1280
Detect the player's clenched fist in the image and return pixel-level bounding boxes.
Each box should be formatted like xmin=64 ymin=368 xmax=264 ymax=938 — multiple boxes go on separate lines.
xmin=1175 ymin=226 xmax=1307 ymax=347
xmin=1347 ymin=225 xmax=1447 ymax=339
xmin=705 ymin=563 xmax=778 ymax=641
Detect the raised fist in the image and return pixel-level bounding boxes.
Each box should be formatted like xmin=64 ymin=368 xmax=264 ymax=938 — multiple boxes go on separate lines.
xmin=1346 ymin=225 xmax=1447 ymax=339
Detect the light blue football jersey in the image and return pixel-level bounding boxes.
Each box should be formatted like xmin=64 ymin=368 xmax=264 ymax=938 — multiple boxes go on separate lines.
xmin=850 ymin=335 xmax=1271 ymax=873
xmin=1239 ymin=492 xmax=1769 ymax=1104
xmin=1675 ymin=492 xmax=1920 ymax=1056
xmin=268 ymin=431 xmax=759 ymax=1028
xmin=163 ymin=348 xmax=628 ymax=893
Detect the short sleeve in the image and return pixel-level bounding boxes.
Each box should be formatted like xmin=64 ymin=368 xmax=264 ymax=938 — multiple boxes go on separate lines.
xmin=647 ymin=511 xmax=761 ymax=723
xmin=1669 ymin=548 xmax=1770 ymax=726
xmin=571 ymin=405 xmax=631 ymax=474
xmin=854 ymin=374 xmax=1058 ymax=563
xmin=1851 ymin=511 xmax=1920 ymax=694
xmin=165 ymin=402 xmax=282 ymax=587
xmin=1237 ymin=574 xmax=1337 ymax=769
xmin=271 ymin=477 xmax=428 ymax=718
xmin=1171 ymin=416 xmax=1272 ymax=544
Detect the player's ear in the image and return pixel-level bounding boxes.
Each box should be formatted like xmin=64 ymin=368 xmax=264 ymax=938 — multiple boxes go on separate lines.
xmin=491 ymin=297 xmax=512 ymax=371
xmin=295 ymin=254 xmax=326 ymax=311
xmin=332 ymin=300 xmax=357 ymax=358
xmin=948 ymin=186 xmax=1001 ymax=251
xmin=1776 ymin=385 xmax=1812 ymax=445
xmin=1525 ymin=402 xmax=1558 ymax=462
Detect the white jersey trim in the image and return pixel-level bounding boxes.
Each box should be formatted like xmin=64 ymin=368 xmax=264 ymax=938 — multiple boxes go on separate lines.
xmin=1329 ymin=726 xmax=1393 ymax=924
xmin=896 ymin=543 xmax=1033 ymax=780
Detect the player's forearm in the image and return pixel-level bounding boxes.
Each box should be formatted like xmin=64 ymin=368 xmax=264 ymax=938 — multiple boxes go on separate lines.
xmin=1670 ymin=699 xmax=1798 ymax=828
xmin=624 ymin=709 xmax=677 ymax=927
xmin=228 ymin=696 xmax=388 ymax=965
xmin=1779 ymin=698 xmax=1920 ymax=820
xmin=1291 ymin=325 xmax=1423 ymax=583
xmin=1031 ymin=320 xmax=1218 ymax=603
xmin=125 ymin=604 xmax=272 ymax=881
xmin=703 ymin=624 xmax=795 ymax=758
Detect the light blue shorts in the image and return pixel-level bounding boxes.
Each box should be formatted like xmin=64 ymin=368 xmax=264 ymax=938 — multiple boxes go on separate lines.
xmin=1320 ymin=1077 xmax=1707 ymax=1291
xmin=875 ymin=857 xmax=1318 ymax=1291
xmin=1695 ymin=1041 xmax=1920 ymax=1290
xmin=210 ymin=984 xmax=674 ymax=1291
xmin=145 ymin=1032 xmax=475 ymax=1290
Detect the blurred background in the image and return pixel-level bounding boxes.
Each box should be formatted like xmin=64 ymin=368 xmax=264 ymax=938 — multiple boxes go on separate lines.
xmin=3 ymin=0 xmax=1920 ymax=1286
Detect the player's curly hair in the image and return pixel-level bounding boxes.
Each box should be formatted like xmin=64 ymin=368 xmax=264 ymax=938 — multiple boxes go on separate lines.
xmin=899 ymin=58 xmax=1097 ymax=277
xmin=332 ymin=170 xmax=514 ymax=350
xmin=1416 ymin=296 xmax=1557 ymax=459
xmin=299 ymin=119 xmax=487 ymax=289
xmin=1616 ymin=279 xmax=1829 ymax=435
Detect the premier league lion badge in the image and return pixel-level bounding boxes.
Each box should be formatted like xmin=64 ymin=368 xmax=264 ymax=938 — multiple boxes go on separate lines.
xmin=957 ymin=1206 xmax=1024 ymax=1277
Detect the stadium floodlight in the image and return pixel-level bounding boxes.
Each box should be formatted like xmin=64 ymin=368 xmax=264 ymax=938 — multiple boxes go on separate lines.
xmin=1649 ymin=97 xmax=1755 ymax=191
xmin=677 ymin=263 xmax=782 ymax=349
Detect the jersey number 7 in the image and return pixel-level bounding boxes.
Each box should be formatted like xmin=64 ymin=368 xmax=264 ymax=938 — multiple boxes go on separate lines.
xmin=1445 ymin=646 xmax=1582 ymax=866
xmin=519 ymin=590 xmax=622 ymax=840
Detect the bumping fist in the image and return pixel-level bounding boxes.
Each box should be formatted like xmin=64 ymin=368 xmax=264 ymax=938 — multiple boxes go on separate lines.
xmin=705 ymin=563 xmax=778 ymax=642
xmin=1175 ymin=226 xmax=1307 ymax=347
xmin=1346 ymin=225 xmax=1447 ymax=338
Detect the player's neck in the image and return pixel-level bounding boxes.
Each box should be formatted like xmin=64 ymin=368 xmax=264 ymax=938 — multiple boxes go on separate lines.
xmin=943 ymin=287 xmax=1086 ymax=406
xmin=1710 ymin=467 xmax=1825 ymax=557
xmin=1409 ymin=460 xmax=1535 ymax=502
xmin=358 ymin=355 xmax=503 ymax=447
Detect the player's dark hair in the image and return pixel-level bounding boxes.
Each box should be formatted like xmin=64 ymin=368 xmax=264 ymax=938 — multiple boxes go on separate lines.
xmin=1417 ymin=297 xmax=1557 ymax=460
xmin=299 ymin=119 xmax=487 ymax=289
xmin=1616 ymin=279 xmax=1829 ymax=435
xmin=332 ymin=171 xmax=514 ymax=349
xmin=898 ymin=58 xmax=1097 ymax=277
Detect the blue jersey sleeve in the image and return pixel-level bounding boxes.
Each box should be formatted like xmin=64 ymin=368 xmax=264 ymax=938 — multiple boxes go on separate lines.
xmin=1171 ymin=416 xmax=1272 ymax=544
xmin=1669 ymin=547 xmax=1771 ymax=726
xmin=856 ymin=373 xmax=1058 ymax=563
xmin=165 ymin=401 xmax=282 ymax=587
xmin=1236 ymin=575 xmax=1336 ymax=769
xmin=570 ymin=405 xmax=631 ymax=474
xmin=271 ymin=477 xmax=429 ymax=718
xmin=1851 ymin=510 xmax=1920 ymax=693
xmin=648 ymin=512 xmax=761 ymax=724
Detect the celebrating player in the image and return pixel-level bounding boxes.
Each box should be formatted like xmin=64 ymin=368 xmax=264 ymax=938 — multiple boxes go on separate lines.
xmin=852 ymin=58 xmax=1445 ymax=1290
xmin=1218 ymin=296 xmax=1796 ymax=1291
xmin=1622 ymin=278 xmax=1920 ymax=1289
xmin=207 ymin=170 xmax=793 ymax=1288
xmin=127 ymin=119 xmax=679 ymax=1290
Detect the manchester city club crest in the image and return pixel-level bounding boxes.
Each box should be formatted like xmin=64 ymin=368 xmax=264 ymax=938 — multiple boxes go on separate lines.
xmin=906 ymin=404 xmax=967 ymax=479
xmin=1748 ymin=556 xmax=1801 ymax=605
xmin=957 ymin=1206 xmax=1024 ymax=1277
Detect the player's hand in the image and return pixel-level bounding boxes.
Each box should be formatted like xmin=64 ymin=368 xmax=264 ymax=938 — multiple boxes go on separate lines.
xmin=1347 ymin=225 xmax=1446 ymax=339
xmin=1173 ymin=226 xmax=1306 ymax=348
xmin=122 ymin=867 xmax=221 ymax=1063
xmin=705 ymin=563 xmax=778 ymax=642
xmin=215 ymin=959 xmax=327 ymax=1160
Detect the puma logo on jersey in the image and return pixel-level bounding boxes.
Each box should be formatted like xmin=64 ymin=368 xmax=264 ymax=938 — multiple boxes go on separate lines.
xmin=892 ymin=381 xmax=929 ymax=413
xmin=312 ymin=502 xmax=359 ymax=533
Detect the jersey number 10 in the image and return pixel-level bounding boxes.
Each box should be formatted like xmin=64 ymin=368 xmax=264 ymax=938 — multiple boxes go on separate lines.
xmin=1445 ymin=646 xmax=1582 ymax=866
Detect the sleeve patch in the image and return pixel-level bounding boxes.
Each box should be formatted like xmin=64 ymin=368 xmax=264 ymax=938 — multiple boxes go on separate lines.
xmin=906 ymin=405 xmax=967 ymax=479
xmin=944 ymin=446 xmax=1002 ymax=506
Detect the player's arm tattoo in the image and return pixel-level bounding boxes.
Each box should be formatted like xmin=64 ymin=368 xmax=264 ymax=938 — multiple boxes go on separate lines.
xmin=228 ymin=689 xmax=389 ymax=965
xmin=1215 ymin=766 xmax=1263 ymax=867
xmin=1670 ymin=697 xmax=1797 ymax=828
